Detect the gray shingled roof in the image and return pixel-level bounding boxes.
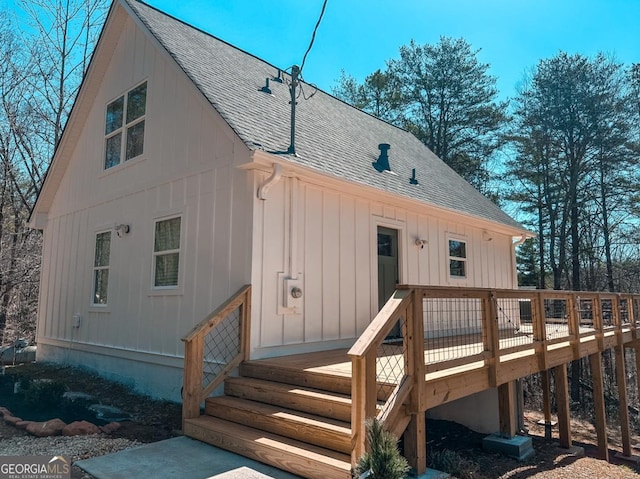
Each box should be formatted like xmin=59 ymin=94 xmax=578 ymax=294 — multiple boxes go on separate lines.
xmin=126 ymin=0 xmax=525 ymax=232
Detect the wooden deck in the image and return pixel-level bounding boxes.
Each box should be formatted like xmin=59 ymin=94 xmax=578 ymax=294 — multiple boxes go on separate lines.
xmin=181 ymin=285 xmax=640 ymax=478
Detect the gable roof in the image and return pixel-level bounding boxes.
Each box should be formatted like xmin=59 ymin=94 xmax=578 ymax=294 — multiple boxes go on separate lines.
xmin=32 ymin=0 xmax=527 ymax=234
xmin=123 ymin=0 xmax=525 ymax=233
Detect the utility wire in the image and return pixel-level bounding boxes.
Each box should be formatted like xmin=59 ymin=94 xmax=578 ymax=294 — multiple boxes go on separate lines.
xmin=299 ymin=0 xmax=328 ymax=76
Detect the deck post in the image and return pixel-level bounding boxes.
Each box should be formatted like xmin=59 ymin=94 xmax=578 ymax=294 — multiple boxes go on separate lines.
xmin=485 ymin=291 xmax=500 ymax=387
xmin=182 ymin=334 xmax=204 ymax=422
xmin=589 ymin=352 xmax=609 ymax=461
xmin=404 ymin=289 xmax=426 ymax=475
xmin=498 ymin=380 xmax=517 ymax=438
xmin=553 ymin=363 xmax=571 ymax=449
xmin=614 ymin=346 xmax=632 ymax=457
xmin=540 ymin=369 xmax=552 ymax=440
xmin=404 ymin=412 xmax=426 ymax=475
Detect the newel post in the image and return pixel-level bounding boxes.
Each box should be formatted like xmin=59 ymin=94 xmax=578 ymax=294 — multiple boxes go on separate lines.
xmin=182 ymin=334 xmax=204 ymax=423
xmin=404 ymin=289 xmax=426 ymax=474
xmin=351 ymin=351 xmax=376 ymax=464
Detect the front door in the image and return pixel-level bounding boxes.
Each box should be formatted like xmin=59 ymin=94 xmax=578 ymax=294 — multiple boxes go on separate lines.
xmin=377 ymin=226 xmax=399 ymax=310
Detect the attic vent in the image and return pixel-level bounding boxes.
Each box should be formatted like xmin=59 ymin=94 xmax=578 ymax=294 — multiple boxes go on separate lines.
xmin=259 ymin=78 xmax=272 ymax=94
xmin=372 ymin=143 xmax=391 ymax=173
xmin=272 ymin=69 xmax=283 ymax=83
xmin=410 ymin=168 xmax=419 ymax=185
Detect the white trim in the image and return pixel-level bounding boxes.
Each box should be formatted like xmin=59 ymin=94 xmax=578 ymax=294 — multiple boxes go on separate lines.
xmin=37 ymin=336 xmax=184 ymax=368
xmin=371 ymin=216 xmax=406 ymax=314
xmin=150 ymin=213 xmax=184 ymax=292
xmin=248 ymin=151 xmax=530 ymax=238
xmin=103 ymin=79 xmax=149 ymax=171
xmin=446 ymin=233 xmax=468 ymax=284
xmin=91 ymin=229 xmax=112 ymax=308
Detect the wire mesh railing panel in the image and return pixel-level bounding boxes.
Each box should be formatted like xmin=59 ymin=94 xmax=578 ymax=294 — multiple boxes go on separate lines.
xmin=577 ymin=298 xmax=596 ymax=331
xmin=202 ymin=308 xmax=241 ymax=393
xmin=496 ymin=297 xmax=535 ymax=350
xmin=423 ymin=297 xmax=484 ymax=364
xmin=375 ymin=316 xmax=407 ymax=400
xmin=620 ymin=298 xmax=630 ymax=326
xmin=601 ymin=299 xmax=614 ymax=328
xmin=543 ymin=298 xmax=570 ymax=340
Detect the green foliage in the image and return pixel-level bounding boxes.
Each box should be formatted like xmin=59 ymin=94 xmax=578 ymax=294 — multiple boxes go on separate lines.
xmin=428 ymin=449 xmax=479 ymax=479
xmin=19 ymin=379 xmax=67 ymax=411
xmin=353 ymin=418 xmax=410 ymax=479
xmin=334 ymin=36 xmax=508 ymax=194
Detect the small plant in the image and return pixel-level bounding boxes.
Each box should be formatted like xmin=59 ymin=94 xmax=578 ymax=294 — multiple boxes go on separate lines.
xmin=353 ymin=418 xmax=410 ymax=479
xmin=19 ymin=379 xmax=67 ymax=411
xmin=428 ymin=449 xmax=479 ymax=479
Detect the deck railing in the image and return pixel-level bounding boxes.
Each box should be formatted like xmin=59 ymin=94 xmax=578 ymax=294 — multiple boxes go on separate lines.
xmin=181 ymin=285 xmax=251 ymax=423
xmin=347 ymin=288 xmax=424 ymax=462
xmin=347 ymin=285 xmax=640 ymax=464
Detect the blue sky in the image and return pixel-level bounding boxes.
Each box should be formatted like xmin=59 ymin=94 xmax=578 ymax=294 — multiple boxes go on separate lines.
xmin=144 ymin=0 xmax=640 ymax=100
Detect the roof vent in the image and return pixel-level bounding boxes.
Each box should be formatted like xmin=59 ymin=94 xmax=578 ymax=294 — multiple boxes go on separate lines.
xmin=409 ymin=168 xmax=419 ymax=185
xmin=272 ymin=69 xmax=284 ymax=83
xmin=372 ymin=143 xmax=391 ymax=173
xmin=259 ymin=78 xmax=272 ymax=94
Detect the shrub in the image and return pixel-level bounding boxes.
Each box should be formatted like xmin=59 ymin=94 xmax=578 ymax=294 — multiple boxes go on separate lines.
xmin=353 ymin=418 xmax=410 ymax=479
xmin=428 ymin=449 xmax=479 ymax=479
xmin=20 ymin=379 xmax=67 ymax=411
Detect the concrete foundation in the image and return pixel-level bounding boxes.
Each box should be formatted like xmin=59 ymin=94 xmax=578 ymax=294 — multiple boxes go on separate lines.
xmin=482 ymin=434 xmax=534 ymax=461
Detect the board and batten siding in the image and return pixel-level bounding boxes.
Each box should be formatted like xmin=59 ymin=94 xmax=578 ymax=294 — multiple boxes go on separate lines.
xmin=36 ymin=13 xmax=253 ymax=397
xmin=250 ymin=175 xmax=516 ymax=357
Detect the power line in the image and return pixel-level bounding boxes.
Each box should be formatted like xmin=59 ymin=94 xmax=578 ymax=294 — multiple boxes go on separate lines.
xmin=299 ymin=0 xmax=328 ymax=76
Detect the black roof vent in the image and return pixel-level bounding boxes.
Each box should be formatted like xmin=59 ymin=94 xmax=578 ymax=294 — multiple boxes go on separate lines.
xmin=259 ymin=78 xmax=272 ymax=94
xmin=372 ymin=143 xmax=391 ymax=173
xmin=272 ymin=69 xmax=284 ymax=83
xmin=410 ymin=168 xmax=419 ymax=185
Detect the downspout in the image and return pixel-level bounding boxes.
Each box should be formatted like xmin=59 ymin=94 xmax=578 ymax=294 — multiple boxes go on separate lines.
xmin=257 ymin=163 xmax=282 ymax=200
xmin=511 ymin=235 xmax=528 ymax=289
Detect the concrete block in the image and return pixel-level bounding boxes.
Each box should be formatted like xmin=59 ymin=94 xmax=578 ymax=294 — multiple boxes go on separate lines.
xmin=482 ymin=434 xmax=534 ymax=461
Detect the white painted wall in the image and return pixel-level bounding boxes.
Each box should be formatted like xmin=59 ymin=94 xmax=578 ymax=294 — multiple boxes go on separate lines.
xmin=250 ymin=175 xmax=517 ymax=357
xmin=36 ymin=14 xmax=253 ymax=400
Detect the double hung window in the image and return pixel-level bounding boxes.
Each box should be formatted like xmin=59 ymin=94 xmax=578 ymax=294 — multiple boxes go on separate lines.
xmin=93 ymin=231 xmax=111 ymax=304
xmin=153 ymin=217 xmax=181 ymax=288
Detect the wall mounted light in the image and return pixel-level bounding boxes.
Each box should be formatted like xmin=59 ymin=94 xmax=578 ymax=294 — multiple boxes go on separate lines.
xmin=115 ymin=224 xmax=130 ymax=237
xmin=415 ymin=239 xmax=427 ymax=249
xmin=482 ymin=230 xmax=493 ymax=242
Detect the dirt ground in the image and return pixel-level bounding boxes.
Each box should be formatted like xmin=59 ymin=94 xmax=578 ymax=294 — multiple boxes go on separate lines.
xmin=2 ymin=363 xmax=640 ymax=479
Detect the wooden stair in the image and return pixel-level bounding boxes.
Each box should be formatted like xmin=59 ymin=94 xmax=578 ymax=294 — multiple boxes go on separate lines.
xmin=183 ymin=361 xmax=355 ymax=479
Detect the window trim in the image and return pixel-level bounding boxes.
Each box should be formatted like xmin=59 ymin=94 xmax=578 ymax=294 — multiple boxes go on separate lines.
xmin=447 ymin=234 xmax=468 ymax=282
xmin=151 ymin=214 xmax=183 ymax=292
xmin=103 ymin=80 xmax=148 ymax=170
xmin=91 ymin=230 xmax=112 ymax=307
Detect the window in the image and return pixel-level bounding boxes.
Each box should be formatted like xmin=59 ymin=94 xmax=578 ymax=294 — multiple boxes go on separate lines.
xmin=104 ymin=82 xmax=147 ymax=169
xmin=153 ymin=217 xmax=181 ymax=288
xmin=448 ymin=238 xmax=467 ymax=278
xmin=93 ymin=231 xmax=111 ymax=304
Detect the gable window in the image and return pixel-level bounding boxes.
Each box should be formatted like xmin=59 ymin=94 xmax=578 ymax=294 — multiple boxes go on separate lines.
xmin=153 ymin=217 xmax=181 ymax=288
xmin=448 ymin=238 xmax=467 ymax=278
xmin=104 ymin=82 xmax=147 ymax=169
xmin=93 ymin=231 xmax=111 ymax=304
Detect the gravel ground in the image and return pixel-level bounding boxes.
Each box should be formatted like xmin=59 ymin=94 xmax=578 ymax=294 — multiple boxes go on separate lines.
xmin=0 ymin=420 xmax=139 ymax=479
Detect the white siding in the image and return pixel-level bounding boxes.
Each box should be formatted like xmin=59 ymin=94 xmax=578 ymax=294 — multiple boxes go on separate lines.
xmin=250 ymin=177 xmax=517 ymax=357
xmin=38 ymin=16 xmax=253 ymax=371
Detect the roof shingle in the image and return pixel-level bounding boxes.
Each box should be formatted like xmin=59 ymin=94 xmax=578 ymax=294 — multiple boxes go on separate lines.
xmin=126 ymin=0 xmax=525 ymax=232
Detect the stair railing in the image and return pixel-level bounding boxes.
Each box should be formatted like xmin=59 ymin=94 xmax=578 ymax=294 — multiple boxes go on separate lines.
xmin=181 ymin=284 xmax=251 ymax=423
xmin=348 ymin=286 xmax=424 ymax=463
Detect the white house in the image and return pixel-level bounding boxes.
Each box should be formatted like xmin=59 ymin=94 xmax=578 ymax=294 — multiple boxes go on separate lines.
xmin=29 ymin=0 xmax=529 ymax=405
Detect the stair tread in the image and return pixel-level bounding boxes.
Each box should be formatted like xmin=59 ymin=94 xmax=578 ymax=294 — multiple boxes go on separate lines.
xmin=185 ymin=415 xmax=352 ymax=472
xmin=206 ymin=396 xmax=351 ymax=434
xmin=225 ymin=377 xmax=353 ymax=404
